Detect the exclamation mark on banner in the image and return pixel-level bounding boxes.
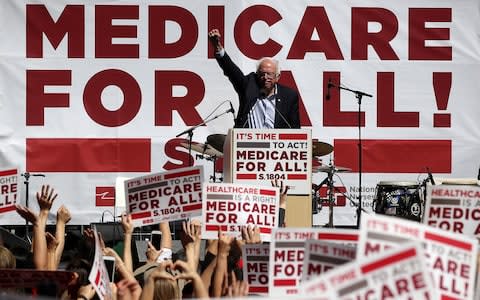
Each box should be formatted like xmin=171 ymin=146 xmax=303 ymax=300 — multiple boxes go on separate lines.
xmin=433 ymin=72 xmax=451 ymax=127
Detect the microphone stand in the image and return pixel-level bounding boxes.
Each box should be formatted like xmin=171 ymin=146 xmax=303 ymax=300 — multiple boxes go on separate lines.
xmin=329 ymin=82 xmax=372 ymax=228
xmin=21 ymin=172 xmax=45 ymax=243
xmin=176 ymin=107 xmax=233 ymax=167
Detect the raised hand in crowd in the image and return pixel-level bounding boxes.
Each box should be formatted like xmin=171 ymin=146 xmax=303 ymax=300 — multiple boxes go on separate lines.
xmin=116 ymin=277 xmax=142 ymax=300
xmin=181 ymin=219 xmax=202 ymax=271
xmin=173 ymin=259 xmax=209 ymax=299
xmin=55 ymin=204 xmax=71 ymax=268
xmin=272 ymin=179 xmax=289 ymax=227
xmin=121 ymin=213 xmax=134 ymax=273
xmin=15 ymin=184 xmax=58 ymax=270
xmin=226 ymin=271 xmax=249 ymax=298
xmin=212 ymin=231 xmax=234 ymax=297
xmin=140 ymin=260 xmax=179 ymax=300
xmin=145 ymin=241 xmax=162 ymax=263
xmin=45 ymin=231 xmax=59 ymax=270
xmin=241 ymin=225 xmax=262 ymax=244
xmin=103 ymin=246 xmax=135 ymax=281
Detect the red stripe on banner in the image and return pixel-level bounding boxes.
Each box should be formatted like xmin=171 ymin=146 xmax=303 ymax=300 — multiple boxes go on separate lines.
xmin=424 ymin=232 xmax=472 ymax=251
xmin=237 ymin=174 xmax=257 ymax=180
xmin=26 ymin=138 xmax=151 ymax=172
xmin=259 ymin=227 xmax=272 ymax=233
xmin=206 ymin=225 xmax=228 ymax=231
xmin=131 ymin=211 xmax=152 ymax=220
xmin=182 ymin=203 xmax=202 ymax=212
xmin=441 ymin=296 xmax=461 ymax=300
xmin=260 ymin=189 xmax=276 ymax=196
xmin=361 ymin=248 xmax=416 ymax=274
xmin=278 ymin=133 xmax=308 ymax=140
xmin=94 ymin=270 xmax=101 ymax=285
xmin=164 ymin=169 xmax=200 ymax=179
xmin=0 ymin=169 xmax=17 ymax=176
xmin=249 ymin=286 xmax=268 ymax=293
xmin=319 ymin=233 xmax=359 ymax=241
xmin=333 ymin=139 xmax=451 ymax=173
xmin=287 ymin=174 xmax=307 ymax=180
xmin=273 ymin=279 xmax=296 ymax=286
xmin=0 ymin=206 xmax=16 ymax=214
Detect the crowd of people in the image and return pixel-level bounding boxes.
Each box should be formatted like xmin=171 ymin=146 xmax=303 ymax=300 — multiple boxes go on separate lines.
xmin=0 ymin=182 xmax=288 ymax=299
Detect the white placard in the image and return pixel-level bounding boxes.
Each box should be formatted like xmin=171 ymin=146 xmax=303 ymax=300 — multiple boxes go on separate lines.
xmin=201 ymin=182 xmax=279 ymax=241
xmin=358 ymin=213 xmax=478 ymax=300
xmin=124 ymin=166 xmax=203 ymax=227
xmin=242 ymin=243 xmax=270 ymax=295
xmin=424 ymin=183 xmax=480 ymax=239
xmin=299 ymin=243 xmax=435 ymax=300
xmin=269 ymin=227 xmax=359 ymax=296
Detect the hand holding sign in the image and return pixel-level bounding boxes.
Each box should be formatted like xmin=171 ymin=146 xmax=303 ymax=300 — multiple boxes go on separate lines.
xmin=272 ymin=179 xmax=289 ymax=209
xmin=218 ymin=231 xmax=234 ymax=255
xmin=241 ymin=225 xmax=262 ymax=244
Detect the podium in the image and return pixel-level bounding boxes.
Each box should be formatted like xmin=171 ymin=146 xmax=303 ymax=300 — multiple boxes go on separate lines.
xmin=223 ymin=128 xmax=313 ymax=227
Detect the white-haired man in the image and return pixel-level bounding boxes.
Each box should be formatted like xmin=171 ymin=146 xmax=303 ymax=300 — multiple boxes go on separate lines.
xmin=208 ymin=29 xmax=301 ymax=129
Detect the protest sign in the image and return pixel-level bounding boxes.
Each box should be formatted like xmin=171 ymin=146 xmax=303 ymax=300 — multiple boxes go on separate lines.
xmin=125 ymin=166 xmax=203 ymax=226
xmin=0 ymin=168 xmax=20 ymax=215
xmin=269 ymin=227 xmax=359 ymax=296
xmin=424 ymin=183 xmax=480 ymax=238
xmin=358 ymin=213 xmax=478 ymax=300
xmin=302 ymin=240 xmax=356 ymax=282
xmin=229 ymin=129 xmax=312 ymax=194
xmin=299 ymin=243 xmax=434 ymax=299
xmin=242 ymin=243 xmax=270 ymax=295
xmin=88 ymin=226 xmax=113 ymax=300
xmin=201 ymin=182 xmax=279 ymax=241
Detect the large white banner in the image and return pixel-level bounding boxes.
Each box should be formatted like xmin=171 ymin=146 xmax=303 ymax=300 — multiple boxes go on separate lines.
xmin=1 ymin=0 xmax=480 ymax=224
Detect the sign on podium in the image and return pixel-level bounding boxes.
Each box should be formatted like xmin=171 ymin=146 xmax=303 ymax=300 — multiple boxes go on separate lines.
xmin=223 ymin=128 xmax=313 ymax=227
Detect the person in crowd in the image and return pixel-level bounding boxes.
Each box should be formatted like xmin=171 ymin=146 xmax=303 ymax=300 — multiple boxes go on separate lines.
xmin=208 ymin=28 xmax=301 ymax=129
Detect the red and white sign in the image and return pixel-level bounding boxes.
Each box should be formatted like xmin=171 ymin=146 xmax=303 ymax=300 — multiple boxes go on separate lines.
xmin=201 ymin=183 xmax=279 ymax=240
xmin=0 ymin=168 xmax=20 ymax=215
xmin=299 ymin=243 xmax=435 ymax=300
xmin=124 ymin=166 xmax=203 ymax=227
xmin=229 ymin=128 xmax=312 ymax=194
xmin=88 ymin=227 xmax=113 ymax=300
xmin=424 ymin=184 xmax=480 ymax=239
xmin=302 ymin=240 xmax=356 ymax=282
xmin=269 ymin=227 xmax=359 ymax=296
xmin=1 ymin=1 xmax=479 ymax=225
xmin=358 ymin=213 xmax=478 ymax=300
xmin=242 ymin=243 xmax=270 ymax=295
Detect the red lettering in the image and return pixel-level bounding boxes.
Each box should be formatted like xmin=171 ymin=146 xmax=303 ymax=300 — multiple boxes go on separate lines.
xmin=95 ymin=5 xmax=139 ymax=58
xmin=409 ymin=8 xmax=452 ymax=60
xmin=149 ymin=6 xmax=198 ymax=58
xmin=288 ymin=7 xmax=343 ymax=59
xmin=352 ymin=8 xmax=399 ymax=60
xmin=154 ymin=71 xmax=204 ymax=126
xmin=26 ymin=4 xmax=84 ymax=58
xmin=162 ymin=138 xmax=193 ymax=170
xmin=234 ymin=5 xmax=282 ymax=59
xmin=323 ymin=72 xmax=364 ymax=127
xmin=377 ymin=72 xmax=419 ymax=127
xmin=26 ymin=70 xmax=71 ymax=126
xmin=83 ymin=69 xmax=141 ymax=127
xmin=207 ymin=6 xmax=225 ymax=59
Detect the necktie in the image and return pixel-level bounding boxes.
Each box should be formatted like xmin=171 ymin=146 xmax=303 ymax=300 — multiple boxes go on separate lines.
xmin=248 ymin=96 xmax=275 ymax=128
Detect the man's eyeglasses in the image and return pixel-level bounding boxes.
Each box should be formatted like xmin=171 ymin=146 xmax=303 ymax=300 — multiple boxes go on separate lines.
xmin=257 ymin=71 xmax=277 ymax=79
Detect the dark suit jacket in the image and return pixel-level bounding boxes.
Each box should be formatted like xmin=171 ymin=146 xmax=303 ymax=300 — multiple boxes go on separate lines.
xmin=216 ymin=52 xmax=300 ymax=128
